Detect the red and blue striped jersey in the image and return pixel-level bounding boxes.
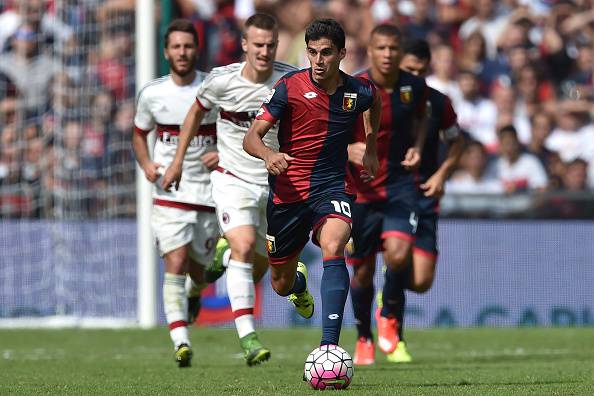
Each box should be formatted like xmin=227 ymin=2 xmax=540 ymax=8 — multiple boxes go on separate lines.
xmin=256 ymin=69 xmax=376 ymax=204
xmin=348 ymin=69 xmax=428 ymax=203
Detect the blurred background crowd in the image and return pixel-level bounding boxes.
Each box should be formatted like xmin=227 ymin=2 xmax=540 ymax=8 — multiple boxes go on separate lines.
xmin=0 ymin=0 xmax=593 ymax=219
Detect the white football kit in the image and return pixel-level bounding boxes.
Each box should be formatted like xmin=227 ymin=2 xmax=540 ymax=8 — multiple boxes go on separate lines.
xmin=135 ymin=73 xmax=219 ymax=262
xmin=196 ymin=61 xmax=296 ymax=255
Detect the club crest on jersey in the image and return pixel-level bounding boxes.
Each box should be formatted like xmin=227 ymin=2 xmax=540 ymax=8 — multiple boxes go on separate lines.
xmin=342 ymin=93 xmax=357 ymax=111
xmin=400 ymin=86 xmax=413 ymax=104
xmin=265 ymin=234 xmax=276 ymax=253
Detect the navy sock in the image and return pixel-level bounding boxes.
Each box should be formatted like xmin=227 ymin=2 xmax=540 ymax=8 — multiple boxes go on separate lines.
xmin=320 ymin=257 xmax=350 ymax=346
xmin=350 ymin=279 xmax=374 ymax=340
xmin=288 ymin=270 xmax=306 ymax=295
xmin=381 ymin=265 xmax=410 ymax=341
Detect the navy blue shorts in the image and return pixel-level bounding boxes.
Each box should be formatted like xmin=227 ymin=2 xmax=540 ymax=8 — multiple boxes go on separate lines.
xmin=346 ymin=201 xmax=384 ymax=264
xmin=266 ymin=192 xmax=354 ymax=265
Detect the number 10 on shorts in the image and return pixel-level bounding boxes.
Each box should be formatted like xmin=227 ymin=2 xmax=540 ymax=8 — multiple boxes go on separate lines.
xmin=331 ymin=200 xmax=352 ymax=217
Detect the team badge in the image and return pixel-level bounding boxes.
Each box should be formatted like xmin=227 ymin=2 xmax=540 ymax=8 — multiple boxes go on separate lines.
xmin=400 ymin=86 xmax=412 ymax=104
xmin=265 ymin=234 xmax=277 ymax=253
xmin=342 ymin=93 xmax=357 ymax=111
xmin=222 ymin=212 xmax=230 ymax=224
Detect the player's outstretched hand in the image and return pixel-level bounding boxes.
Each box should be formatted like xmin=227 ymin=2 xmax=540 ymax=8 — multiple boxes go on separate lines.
xmin=420 ymin=172 xmax=446 ymax=198
xmin=201 ymin=151 xmax=219 ymax=170
xmin=347 ymin=142 xmax=366 ymax=166
xmin=161 ymin=162 xmax=182 ymax=192
xmin=142 ymin=161 xmax=164 ymax=183
xmin=361 ymin=150 xmax=379 ymax=182
xmin=264 ymin=152 xmax=294 ymax=175
xmin=401 ymin=147 xmax=421 ymax=170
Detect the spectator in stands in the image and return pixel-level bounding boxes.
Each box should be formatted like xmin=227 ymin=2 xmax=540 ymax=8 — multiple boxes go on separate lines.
xmin=491 ymin=79 xmax=531 ymax=145
xmin=455 ymin=69 xmax=498 ymax=152
xmin=545 ymin=100 xmax=594 ymax=163
xmin=458 ymin=0 xmax=509 ymax=59
xmin=275 ymin=0 xmax=315 ymax=67
xmin=561 ymin=158 xmax=590 ymax=192
xmin=515 ymin=64 xmax=556 ymax=118
xmin=493 ymin=125 xmax=548 ymax=193
xmin=0 ymin=22 xmax=60 ymax=117
xmin=526 ymin=112 xmax=554 ymax=168
xmin=446 ymin=140 xmax=504 ymax=194
xmin=426 ymin=43 xmax=462 ymax=103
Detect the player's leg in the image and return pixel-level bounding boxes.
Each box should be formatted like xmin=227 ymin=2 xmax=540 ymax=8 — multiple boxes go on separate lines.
xmin=267 ymin=200 xmax=313 ymax=318
xmin=347 ymin=201 xmax=382 ymax=365
xmin=376 ymin=205 xmax=417 ymax=354
xmin=152 ymin=205 xmax=198 ymax=367
xmin=210 ymin=171 xmax=268 ymax=365
xmin=408 ymin=214 xmax=439 ymax=294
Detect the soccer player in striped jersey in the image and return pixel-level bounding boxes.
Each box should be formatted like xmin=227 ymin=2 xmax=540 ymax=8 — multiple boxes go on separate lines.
xmin=162 ymin=14 xmax=296 ymax=366
xmin=244 ymin=19 xmax=380 ymax=358
xmin=348 ymin=34 xmax=464 ymax=365
xmin=132 ymin=20 xmax=227 ymax=367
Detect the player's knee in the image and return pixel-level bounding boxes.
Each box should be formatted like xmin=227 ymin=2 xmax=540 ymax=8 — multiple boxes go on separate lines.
xmin=411 ymin=275 xmax=434 ymax=293
xmin=353 ymin=264 xmax=374 ymax=288
xmin=229 ymin=239 xmax=256 ymax=262
xmin=383 ymin=249 xmax=409 ymax=270
xmin=320 ymin=239 xmax=345 ymax=257
xmin=270 ymin=274 xmax=292 ymax=296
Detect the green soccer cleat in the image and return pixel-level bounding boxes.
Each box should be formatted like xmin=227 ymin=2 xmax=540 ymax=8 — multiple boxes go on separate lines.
xmin=386 ymin=341 xmax=412 ymax=363
xmin=174 ymin=343 xmax=193 ymax=368
xmin=205 ymin=238 xmax=229 ymax=283
xmin=187 ymin=295 xmax=201 ymax=324
xmin=240 ymin=332 xmax=271 ymax=366
xmin=287 ymin=262 xmax=314 ymax=319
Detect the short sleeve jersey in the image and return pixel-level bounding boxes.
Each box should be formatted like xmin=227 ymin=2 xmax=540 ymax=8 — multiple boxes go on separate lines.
xmin=134 ymin=73 xmax=217 ymax=207
xmin=196 ymin=61 xmax=297 ymax=185
xmin=257 ymin=69 xmax=376 ymax=204
xmin=348 ymin=69 xmax=428 ymax=203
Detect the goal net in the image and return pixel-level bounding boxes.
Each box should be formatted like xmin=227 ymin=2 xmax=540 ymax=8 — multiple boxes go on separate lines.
xmin=0 ymin=0 xmax=139 ymax=327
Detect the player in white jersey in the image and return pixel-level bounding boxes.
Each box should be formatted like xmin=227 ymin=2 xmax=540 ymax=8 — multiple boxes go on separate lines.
xmin=162 ymin=14 xmax=296 ymax=366
xmin=132 ymin=20 xmax=227 ymax=368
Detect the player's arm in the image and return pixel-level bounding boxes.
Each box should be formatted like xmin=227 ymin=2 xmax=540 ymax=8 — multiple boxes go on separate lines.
xmin=360 ymin=88 xmax=381 ymax=181
xmin=421 ymin=98 xmax=464 ymax=198
xmin=161 ymin=101 xmax=206 ymax=191
xmin=402 ymin=85 xmax=429 ymax=170
xmin=243 ymin=119 xmax=294 ymax=175
xmin=132 ymin=130 xmax=162 ymax=183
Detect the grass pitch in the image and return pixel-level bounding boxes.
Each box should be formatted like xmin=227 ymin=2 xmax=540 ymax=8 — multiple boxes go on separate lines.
xmin=1 ymin=327 xmax=593 ymax=395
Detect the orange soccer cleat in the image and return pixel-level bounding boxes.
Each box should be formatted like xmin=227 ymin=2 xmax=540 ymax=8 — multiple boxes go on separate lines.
xmin=353 ymin=337 xmax=375 ymax=366
xmin=375 ymin=307 xmax=399 ymax=354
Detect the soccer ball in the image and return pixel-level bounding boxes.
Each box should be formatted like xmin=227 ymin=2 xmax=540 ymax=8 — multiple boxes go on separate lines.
xmin=304 ymin=344 xmax=354 ymax=390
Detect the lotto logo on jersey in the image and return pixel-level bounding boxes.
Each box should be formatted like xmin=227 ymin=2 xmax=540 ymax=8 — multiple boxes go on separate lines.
xmin=400 ymin=86 xmax=413 ymax=104
xmin=342 ymin=93 xmax=357 ymax=111
xmin=265 ymin=234 xmax=277 ymax=253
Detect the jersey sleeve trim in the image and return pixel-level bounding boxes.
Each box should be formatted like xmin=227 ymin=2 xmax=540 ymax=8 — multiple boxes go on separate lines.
xmin=196 ymin=97 xmax=211 ymax=111
xmin=256 ymin=107 xmax=277 ymax=123
xmin=134 ymin=125 xmax=151 ymax=136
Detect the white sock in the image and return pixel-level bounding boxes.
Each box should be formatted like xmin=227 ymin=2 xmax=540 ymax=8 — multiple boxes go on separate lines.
xmin=163 ymin=273 xmax=190 ymax=347
xmin=222 ymin=249 xmax=231 ymax=268
xmin=226 ymin=259 xmax=255 ymax=339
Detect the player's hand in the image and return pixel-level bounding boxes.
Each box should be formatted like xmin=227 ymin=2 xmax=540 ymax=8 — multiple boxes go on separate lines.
xmin=142 ymin=161 xmax=164 ymax=183
xmin=361 ymin=150 xmax=379 ymax=182
xmin=420 ymin=172 xmax=446 ymax=198
xmin=347 ymin=142 xmax=366 ymax=166
xmin=201 ymin=151 xmax=219 ymax=170
xmin=401 ymin=147 xmax=421 ymax=170
xmin=161 ymin=161 xmax=182 ymax=192
xmin=264 ymin=151 xmax=294 ymax=175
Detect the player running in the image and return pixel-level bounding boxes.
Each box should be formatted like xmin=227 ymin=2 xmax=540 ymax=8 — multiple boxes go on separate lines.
xmin=348 ymin=34 xmax=464 ymax=365
xmin=132 ymin=19 xmax=227 ymax=368
xmin=243 ymin=19 xmax=380 ymax=359
xmin=162 ymin=14 xmax=296 ymax=366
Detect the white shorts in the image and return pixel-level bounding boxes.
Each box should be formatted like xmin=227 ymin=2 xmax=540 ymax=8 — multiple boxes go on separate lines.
xmin=151 ymin=203 xmax=220 ymax=265
xmin=210 ymin=170 xmax=268 ymax=256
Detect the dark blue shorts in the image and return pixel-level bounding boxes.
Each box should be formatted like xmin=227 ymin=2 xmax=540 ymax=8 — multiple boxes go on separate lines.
xmin=266 ymin=192 xmax=354 ymax=265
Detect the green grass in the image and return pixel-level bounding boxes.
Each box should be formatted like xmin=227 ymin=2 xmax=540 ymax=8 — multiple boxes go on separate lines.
xmin=1 ymin=328 xmax=593 ymax=395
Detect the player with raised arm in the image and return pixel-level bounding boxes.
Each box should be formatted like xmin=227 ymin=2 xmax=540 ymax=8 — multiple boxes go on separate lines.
xmin=132 ymin=20 xmax=227 ymax=368
xmin=161 ymin=14 xmax=295 ymax=366
xmin=243 ymin=19 xmax=380 ymax=363
xmin=348 ymin=35 xmax=464 ymax=365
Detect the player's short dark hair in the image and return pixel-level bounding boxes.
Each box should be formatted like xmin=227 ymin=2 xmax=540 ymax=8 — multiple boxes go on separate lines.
xmin=164 ymin=19 xmax=198 ymax=47
xmin=370 ymin=24 xmax=401 ymax=40
xmin=305 ymin=19 xmax=345 ymax=50
xmin=244 ymin=13 xmax=278 ymax=36
xmin=403 ymin=38 xmax=431 ymax=62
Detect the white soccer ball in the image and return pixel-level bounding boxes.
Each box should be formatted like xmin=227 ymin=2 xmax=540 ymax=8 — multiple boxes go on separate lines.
xmin=304 ymin=344 xmax=354 ymax=390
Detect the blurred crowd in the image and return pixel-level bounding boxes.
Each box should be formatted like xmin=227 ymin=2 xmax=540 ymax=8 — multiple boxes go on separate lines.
xmin=0 ymin=0 xmax=593 ymax=218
